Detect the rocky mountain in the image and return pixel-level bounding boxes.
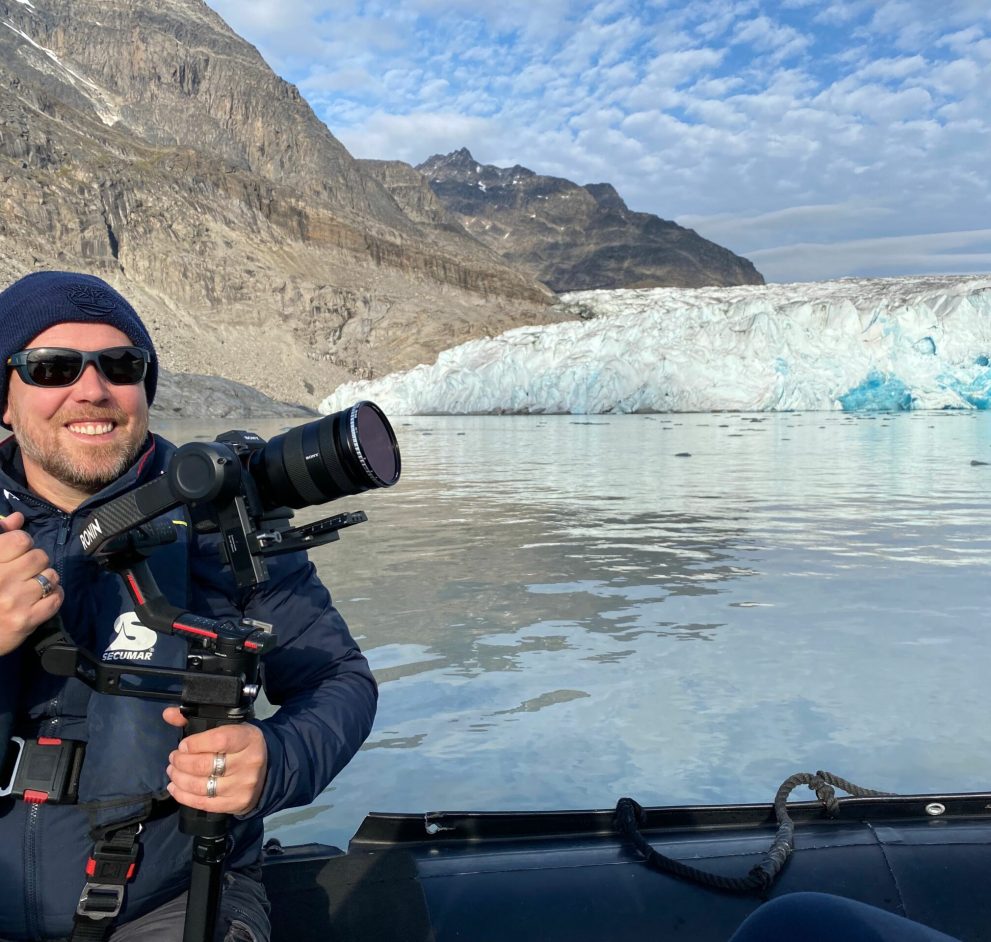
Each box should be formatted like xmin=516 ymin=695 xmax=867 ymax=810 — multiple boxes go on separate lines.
xmin=0 ymin=0 xmax=558 ymax=409
xmin=414 ymin=149 xmax=764 ymax=291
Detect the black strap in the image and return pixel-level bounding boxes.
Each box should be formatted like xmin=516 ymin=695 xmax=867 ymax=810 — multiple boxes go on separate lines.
xmin=70 ymin=822 xmax=142 ymax=942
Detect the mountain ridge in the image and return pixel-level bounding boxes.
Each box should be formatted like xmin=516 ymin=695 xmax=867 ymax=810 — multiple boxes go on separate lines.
xmin=413 ymin=147 xmax=764 ymax=292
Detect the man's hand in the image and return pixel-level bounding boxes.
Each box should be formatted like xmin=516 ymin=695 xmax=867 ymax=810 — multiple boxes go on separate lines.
xmin=0 ymin=512 xmax=63 ymax=656
xmin=162 ymin=707 xmax=268 ymax=815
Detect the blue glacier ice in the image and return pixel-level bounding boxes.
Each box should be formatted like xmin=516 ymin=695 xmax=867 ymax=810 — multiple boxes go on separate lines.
xmin=936 ymin=367 xmax=991 ymax=410
xmin=838 ymin=371 xmax=914 ymax=411
xmin=320 ymin=275 xmax=991 ymax=415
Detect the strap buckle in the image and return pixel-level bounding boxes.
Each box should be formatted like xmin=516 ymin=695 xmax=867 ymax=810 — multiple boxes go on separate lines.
xmin=76 ymin=883 xmax=125 ymax=920
xmin=87 ymin=837 xmax=140 ymax=883
xmin=0 ymin=736 xmax=83 ymax=804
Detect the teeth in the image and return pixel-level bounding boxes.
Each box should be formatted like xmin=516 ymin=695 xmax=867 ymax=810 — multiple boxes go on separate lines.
xmin=68 ymin=422 xmax=114 ymax=436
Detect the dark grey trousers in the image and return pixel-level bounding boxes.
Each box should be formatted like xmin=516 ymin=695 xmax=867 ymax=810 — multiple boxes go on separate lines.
xmin=0 ymin=868 xmax=270 ymax=942
xmin=108 ymin=869 xmax=271 ymax=942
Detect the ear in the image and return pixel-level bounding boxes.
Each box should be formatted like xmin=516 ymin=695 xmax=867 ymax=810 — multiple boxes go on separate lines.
xmin=3 ymin=381 xmax=18 ymax=429
xmin=3 ymin=376 xmax=16 ymax=427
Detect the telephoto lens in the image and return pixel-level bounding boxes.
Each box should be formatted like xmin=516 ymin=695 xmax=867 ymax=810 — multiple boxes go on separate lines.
xmin=249 ymin=401 xmax=401 ymax=510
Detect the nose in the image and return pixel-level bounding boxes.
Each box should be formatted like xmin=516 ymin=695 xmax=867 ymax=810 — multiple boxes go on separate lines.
xmin=69 ymin=361 xmax=111 ymax=401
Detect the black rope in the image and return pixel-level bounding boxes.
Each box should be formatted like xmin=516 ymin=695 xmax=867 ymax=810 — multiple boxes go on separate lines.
xmin=615 ymin=770 xmax=896 ymax=895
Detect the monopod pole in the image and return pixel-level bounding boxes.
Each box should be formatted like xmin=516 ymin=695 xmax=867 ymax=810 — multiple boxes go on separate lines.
xmin=178 ymin=634 xmax=260 ymax=942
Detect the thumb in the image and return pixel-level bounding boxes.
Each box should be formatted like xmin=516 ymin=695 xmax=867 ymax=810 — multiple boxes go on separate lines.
xmin=162 ymin=706 xmax=188 ymax=729
xmin=0 ymin=511 xmax=25 ymax=532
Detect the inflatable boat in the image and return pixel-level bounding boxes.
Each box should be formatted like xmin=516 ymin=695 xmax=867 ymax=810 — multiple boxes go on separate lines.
xmin=262 ymin=772 xmax=991 ymax=941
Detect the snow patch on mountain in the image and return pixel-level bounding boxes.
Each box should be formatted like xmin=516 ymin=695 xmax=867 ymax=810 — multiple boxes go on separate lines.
xmin=3 ymin=19 xmax=120 ymax=125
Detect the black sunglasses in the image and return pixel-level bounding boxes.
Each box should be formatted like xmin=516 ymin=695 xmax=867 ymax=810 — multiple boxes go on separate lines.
xmin=7 ymin=346 xmax=150 ymax=388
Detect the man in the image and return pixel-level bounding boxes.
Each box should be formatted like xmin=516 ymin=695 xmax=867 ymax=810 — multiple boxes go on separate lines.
xmin=0 ymin=271 xmax=378 ymax=941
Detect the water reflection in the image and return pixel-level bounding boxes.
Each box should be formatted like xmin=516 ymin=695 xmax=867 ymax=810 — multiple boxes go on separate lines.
xmin=153 ymin=411 xmax=991 ymax=849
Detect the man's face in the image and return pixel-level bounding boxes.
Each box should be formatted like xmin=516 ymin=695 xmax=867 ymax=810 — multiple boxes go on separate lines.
xmin=3 ymin=322 xmax=149 ymax=507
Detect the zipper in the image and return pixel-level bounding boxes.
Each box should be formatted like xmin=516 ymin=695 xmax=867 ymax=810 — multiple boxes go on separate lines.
xmin=25 ymin=510 xmax=72 ymax=939
xmin=24 ymin=802 xmax=43 ymax=939
xmin=56 ymin=513 xmax=71 ymax=550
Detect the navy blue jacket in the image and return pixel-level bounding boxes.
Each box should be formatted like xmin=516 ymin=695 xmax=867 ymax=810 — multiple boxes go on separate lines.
xmin=0 ymin=433 xmax=378 ymax=940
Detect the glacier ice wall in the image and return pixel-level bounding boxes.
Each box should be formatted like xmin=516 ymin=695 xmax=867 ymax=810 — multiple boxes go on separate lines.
xmin=320 ymin=275 xmax=991 ymax=414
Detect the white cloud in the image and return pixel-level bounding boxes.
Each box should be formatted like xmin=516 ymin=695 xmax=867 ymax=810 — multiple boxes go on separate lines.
xmin=733 ymin=15 xmax=812 ymax=62
xmin=816 ymin=82 xmax=935 ymax=121
xmin=418 ymin=78 xmax=451 ymax=101
xmin=649 ymin=47 xmax=727 ymax=86
xmin=927 ymin=56 xmax=985 ymax=94
xmin=747 ymin=229 xmax=991 ymax=283
xmin=693 ymin=0 xmax=762 ymax=41
xmin=938 ymin=26 xmax=985 ymax=49
xmin=678 ymin=201 xmax=895 ymax=242
xmin=300 ymin=66 xmax=382 ymax=96
xmin=338 ymin=112 xmax=504 ymax=166
xmin=854 ymin=55 xmax=927 ymax=81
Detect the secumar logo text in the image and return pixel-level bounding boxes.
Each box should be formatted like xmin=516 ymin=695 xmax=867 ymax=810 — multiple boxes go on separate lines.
xmin=103 ymin=612 xmax=157 ymax=662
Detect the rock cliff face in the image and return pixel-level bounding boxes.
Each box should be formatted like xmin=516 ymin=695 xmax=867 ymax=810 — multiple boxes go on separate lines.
xmin=0 ymin=1 xmax=557 ymax=407
xmin=415 ymin=149 xmax=764 ymax=291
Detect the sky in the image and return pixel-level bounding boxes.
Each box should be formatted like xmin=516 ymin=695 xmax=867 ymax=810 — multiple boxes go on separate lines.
xmin=203 ymin=0 xmax=991 ymax=284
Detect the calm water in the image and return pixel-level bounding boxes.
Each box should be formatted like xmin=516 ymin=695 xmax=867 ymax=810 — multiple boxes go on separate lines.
xmin=155 ymin=411 xmax=991 ymax=850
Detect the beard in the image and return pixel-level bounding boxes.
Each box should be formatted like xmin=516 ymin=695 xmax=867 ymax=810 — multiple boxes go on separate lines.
xmin=10 ymin=403 xmax=149 ymax=496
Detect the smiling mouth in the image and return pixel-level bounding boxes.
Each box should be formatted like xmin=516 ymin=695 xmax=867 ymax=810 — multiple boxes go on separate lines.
xmin=66 ymin=421 xmax=117 ymax=436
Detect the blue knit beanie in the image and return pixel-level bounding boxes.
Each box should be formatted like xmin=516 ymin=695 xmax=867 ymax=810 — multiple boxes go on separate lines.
xmin=0 ymin=271 xmax=158 ymax=408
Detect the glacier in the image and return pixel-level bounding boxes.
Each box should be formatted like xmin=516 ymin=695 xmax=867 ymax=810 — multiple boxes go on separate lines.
xmin=319 ymin=275 xmax=991 ymax=415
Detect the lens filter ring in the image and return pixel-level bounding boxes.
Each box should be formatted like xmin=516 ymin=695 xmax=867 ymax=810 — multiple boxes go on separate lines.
xmin=347 ymin=401 xmax=400 ymax=488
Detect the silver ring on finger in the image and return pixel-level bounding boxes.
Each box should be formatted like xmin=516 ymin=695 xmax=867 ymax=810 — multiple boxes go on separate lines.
xmin=212 ymin=752 xmax=227 ymax=777
xmin=206 ymin=774 xmax=218 ymax=799
xmin=35 ymin=573 xmax=54 ymax=600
